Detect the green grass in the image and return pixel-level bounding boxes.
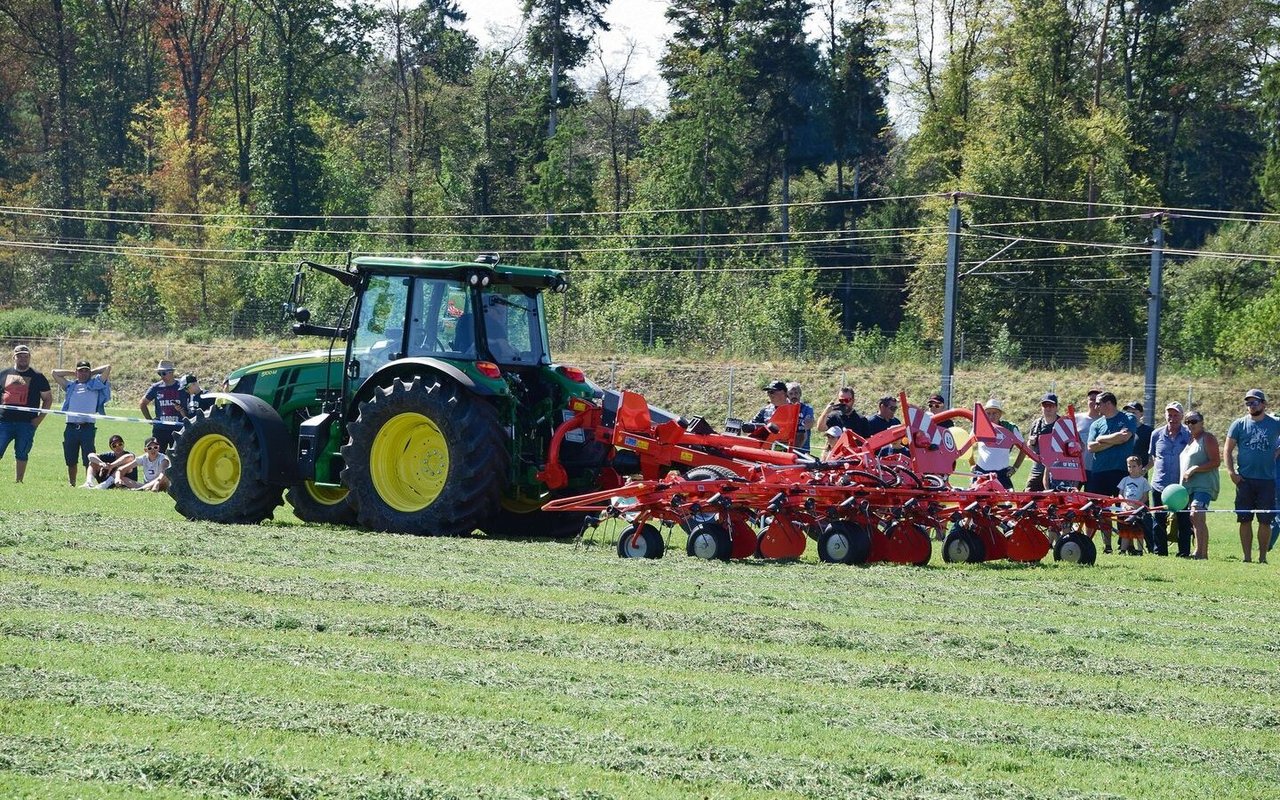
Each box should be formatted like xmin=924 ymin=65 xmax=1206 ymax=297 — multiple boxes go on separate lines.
xmin=2 ymin=413 xmax=1279 ymax=799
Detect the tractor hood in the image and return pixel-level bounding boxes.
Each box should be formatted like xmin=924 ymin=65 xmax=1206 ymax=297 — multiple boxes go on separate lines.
xmin=223 ymin=348 xmax=340 ymax=395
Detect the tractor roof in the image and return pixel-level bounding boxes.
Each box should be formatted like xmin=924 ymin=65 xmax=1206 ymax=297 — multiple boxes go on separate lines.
xmin=351 ymin=256 xmax=566 ymax=289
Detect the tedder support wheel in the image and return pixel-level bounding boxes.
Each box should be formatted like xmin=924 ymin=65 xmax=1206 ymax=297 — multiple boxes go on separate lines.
xmin=285 ymin=481 xmax=357 ymax=526
xmin=942 ymin=525 xmax=986 ymax=564
xmin=684 ymin=465 xmax=742 ymax=481
xmin=817 ymin=521 xmax=872 ymax=565
xmin=340 ymin=376 xmax=507 ymax=535
xmin=617 ymin=523 xmax=665 ymax=559
xmin=1053 ymin=531 xmax=1097 ymax=565
xmin=685 ymin=521 xmax=732 ymax=561
xmin=169 ymin=404 xmax=283 ymax=524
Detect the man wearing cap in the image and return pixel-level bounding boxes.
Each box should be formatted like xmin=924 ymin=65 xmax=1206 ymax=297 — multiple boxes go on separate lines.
xmin=1224 ymin=389 xmax=1280 ymax=563
xmin=0 ymin=344 xmax=53 ymax=483
xmin=1024 ymin=393 xmax=1062 ymax=492
xmin=1148 ymin=402 xmax=1192 ymax=556
xmin=140 ymin=360 xmax=189 ymax=451
xmin=51 ymin=359 xmax=112 ymax=487
xmin=925 ymin=394 xmax=955 ymax=429
xmin=969 ymin=398 xmax=1024 ymax=489
xmin=1087 ymin=391 xmax=1138 ymax=552
xmin=1123 ymin=400 xmax=1154 ymax=471
xmin=179 ymin=374 xmax=207 ymax=421
xmin=751 ymin=381 xmax=792 ymax=441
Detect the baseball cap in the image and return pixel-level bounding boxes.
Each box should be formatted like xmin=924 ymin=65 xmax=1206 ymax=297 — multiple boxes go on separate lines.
xmin=927 ymin=394 xmax=945 ymax=405
xmin=1165 ymin=401 xmax=1183 ymax=414
xmin=1244 ymin=388 xmax=1266 ymax=402
xmin=1087 ymin=385 xmax=1104 ymax=397
xmin=76 ymin=359 xmax=91 ymax=369
xmin=182 ymin=373 xmax=199 ymax=387
xmin=984 ymin=398 xmax=1003 ymax=411
xmin=13 ymin=344 xmax=30 ymax=354
xmin=765 ymin=380 xmax=787 ymax=393
xmin=1040 ymin=392 xmax=1059 ymax=405
xmin=1123 ymin=400 xmax=1143 ymax=413
xmin=825 ymin=425 xmax=843 ymax=438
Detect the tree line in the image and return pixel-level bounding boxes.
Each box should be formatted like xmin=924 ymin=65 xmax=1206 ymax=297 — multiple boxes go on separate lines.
xmin=0 ymin=0 xmax=1278 ymax=367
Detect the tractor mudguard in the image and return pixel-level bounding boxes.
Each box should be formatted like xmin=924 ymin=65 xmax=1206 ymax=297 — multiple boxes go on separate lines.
xmin=360 ymin=358 xmax=507 ymax=403
xmin=203 ymin=392 xmax=300 ymax=486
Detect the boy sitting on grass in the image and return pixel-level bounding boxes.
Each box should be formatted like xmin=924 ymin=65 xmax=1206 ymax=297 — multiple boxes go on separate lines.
xmin=1115 ymin=455 xmax=1153 ymax=555
xmin=84 ymin=435 xmax=137 ymax=489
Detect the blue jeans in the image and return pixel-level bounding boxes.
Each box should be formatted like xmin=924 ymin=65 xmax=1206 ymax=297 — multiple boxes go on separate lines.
xmin=0 ymin=420 xmax=36 ymax=461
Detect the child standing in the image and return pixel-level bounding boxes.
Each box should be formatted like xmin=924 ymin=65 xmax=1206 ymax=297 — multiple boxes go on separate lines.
xmin=1116 ymin=455 xmax=1153 ymax=555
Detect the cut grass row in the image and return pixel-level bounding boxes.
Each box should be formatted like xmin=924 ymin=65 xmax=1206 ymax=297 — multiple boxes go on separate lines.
xmin=2 ymin=508 xmax=1278 ymax=799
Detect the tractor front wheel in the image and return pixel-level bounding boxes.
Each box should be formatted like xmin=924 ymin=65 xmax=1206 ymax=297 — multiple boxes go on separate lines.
xmin=169 ymin=405 xmax=283 ymax=524
xmin=341 ymin=376 xmax=507 ymax=535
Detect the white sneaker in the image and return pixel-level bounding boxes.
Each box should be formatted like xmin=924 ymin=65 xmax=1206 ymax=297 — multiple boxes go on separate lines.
xmin=82 ymin=478 xmax=97 ymax=488
xmin=97 ymin=475 xmax=115 ymax=490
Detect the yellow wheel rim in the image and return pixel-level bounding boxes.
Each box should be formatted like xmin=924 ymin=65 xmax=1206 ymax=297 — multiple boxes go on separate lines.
xmin=188 ymin=433 xmax=241 ymax=505
xmin=304 ymin=480 xmax=348 ymax=505
xmin=371 ymin=412 xmax=449 ymax=512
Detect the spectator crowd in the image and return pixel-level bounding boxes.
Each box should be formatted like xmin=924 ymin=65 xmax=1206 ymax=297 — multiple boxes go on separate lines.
xmin=0 ymin=345 xmax=210 ymax=493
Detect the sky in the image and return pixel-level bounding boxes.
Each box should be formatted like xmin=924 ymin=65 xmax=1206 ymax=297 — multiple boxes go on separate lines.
xmin=458 ymin=0 xmax=675 ymax=110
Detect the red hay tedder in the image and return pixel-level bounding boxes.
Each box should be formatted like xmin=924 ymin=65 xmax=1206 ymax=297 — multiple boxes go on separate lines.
xmin=540 ymin=390 xmax=1152 ymax=567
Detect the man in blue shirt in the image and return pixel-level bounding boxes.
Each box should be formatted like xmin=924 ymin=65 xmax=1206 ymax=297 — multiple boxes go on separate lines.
xmin=1148 ymin=401 xmax=1191 ymax=556
xmin=1088 ymin=391 xmax=1138 ymax=553
xmin=1224 ymin=389 xmax=1280 ymax=563
xmin=51 ymin=359 xmax=112 ymax=487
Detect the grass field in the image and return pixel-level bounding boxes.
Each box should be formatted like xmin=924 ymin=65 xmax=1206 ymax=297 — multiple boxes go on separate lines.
xmin=2 ymin=414 xmax=1279 ymax=799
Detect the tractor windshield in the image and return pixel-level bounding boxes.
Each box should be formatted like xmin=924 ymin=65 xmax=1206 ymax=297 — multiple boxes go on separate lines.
xmin=481 ymin=286 xmax=547 ymax=366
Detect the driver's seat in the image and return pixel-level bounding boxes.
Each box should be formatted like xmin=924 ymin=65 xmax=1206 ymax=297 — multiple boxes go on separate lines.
xmin=452 ymin=314 xmax=474 ymax=353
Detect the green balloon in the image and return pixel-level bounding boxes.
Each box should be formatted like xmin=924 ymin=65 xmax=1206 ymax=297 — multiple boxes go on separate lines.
xmin=1161 ymin=483 xmax=1189 ymax=512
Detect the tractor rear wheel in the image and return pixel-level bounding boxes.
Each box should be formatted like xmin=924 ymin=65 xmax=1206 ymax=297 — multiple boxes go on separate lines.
xmin=286 ymin=481 xmax=357 ymax=525
xmin=169 ymin=405 xmax=283 ymax=524
xmin=340 ymin=376 xmax=506 ymax=535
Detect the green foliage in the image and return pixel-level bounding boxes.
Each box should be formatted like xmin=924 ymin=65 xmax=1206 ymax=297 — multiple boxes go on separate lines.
xmin=1085 ymin=342 xmax=1124 ymax=371
xmin=0 ymin=309 xmax=84 ymax=338
xmin=988 ymin=323 xmax=1024 ymax=367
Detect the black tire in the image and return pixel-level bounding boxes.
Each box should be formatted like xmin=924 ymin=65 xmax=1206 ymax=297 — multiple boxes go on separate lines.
xmin=942 ymin=524 xmax=986 ymax=563
xmin=817 ymin=521 xmax=872 ymax=565
xmin=169 ymin=405 xmax=283 ymax=524
xmin=1053 ymin=531 xmax=1097 ymax=565
xmin=684 ymin=464 xmax=742 ymax=481
xmin=340 ymin=376 xmax=507 ymax=535
xmin=617 ymin=523 xmax=665 ymax=559
xmin=685 ymin=521 xmax=732 ymax=561
xmin=285 ymin=481 xmax=357 ymax=525
xmin=482 ymin=506 xmax=590 ymax=540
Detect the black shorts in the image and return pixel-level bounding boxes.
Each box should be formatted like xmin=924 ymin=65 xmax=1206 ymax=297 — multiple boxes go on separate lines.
xmin=1235 ymin=477 xmax=1275 ymax=525
xmin=1086 ymin=469 xmax=1127 ymax=497
xmin=62 ymin=423 xmax=96 ymax=466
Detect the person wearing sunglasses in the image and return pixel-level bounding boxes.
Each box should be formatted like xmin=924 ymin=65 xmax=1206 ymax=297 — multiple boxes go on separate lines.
xmin=1224 ymin=389 xmax=1280 ymax=563
xmin=120 ymin=437 xmax=170 ymax=492
xmin=1180 ymin=413 xmax=1220 ymax=560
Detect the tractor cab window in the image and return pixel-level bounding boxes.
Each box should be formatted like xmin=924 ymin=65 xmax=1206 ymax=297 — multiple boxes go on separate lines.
xmin=481 ymin=286 xmax=547 ymax=366
xmin=407 ymin=278 xmax=474 ymax=359
xmin=352 ymin=276 xmax=409 ymax=371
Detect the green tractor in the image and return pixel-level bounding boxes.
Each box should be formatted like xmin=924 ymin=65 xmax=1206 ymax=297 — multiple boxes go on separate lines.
xmin=168 ymin=255 xmax=605 ymax=537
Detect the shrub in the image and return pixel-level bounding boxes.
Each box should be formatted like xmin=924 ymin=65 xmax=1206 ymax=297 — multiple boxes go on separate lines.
xmin=0 ymin=308 xmax=85 ymax=338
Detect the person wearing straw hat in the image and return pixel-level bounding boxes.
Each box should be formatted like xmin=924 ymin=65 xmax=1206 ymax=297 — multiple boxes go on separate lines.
xmin=139 ymin=359 xmax=188 ymax=451
xmin=0 ymin=344 xmax=52 ymax=483
xmin=51 ymin=359 xmax=112 ymax=486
